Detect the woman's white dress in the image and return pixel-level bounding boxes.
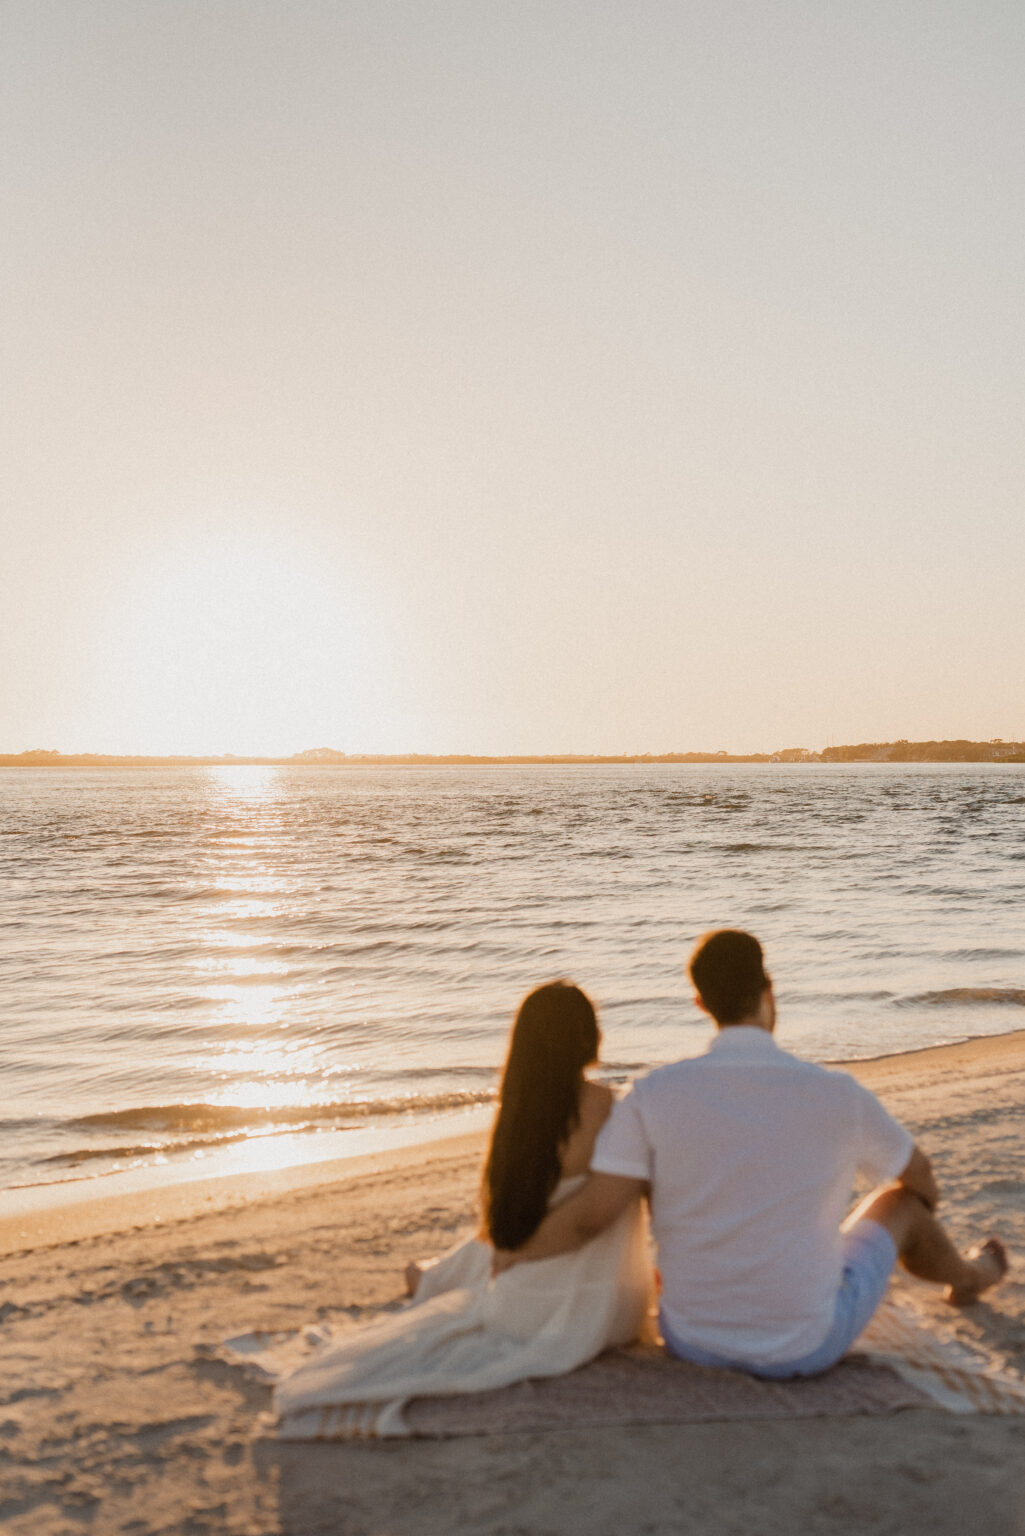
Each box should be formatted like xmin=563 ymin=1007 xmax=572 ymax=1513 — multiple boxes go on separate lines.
xmin=229 ymin=1177 xmax=653 ymax=1439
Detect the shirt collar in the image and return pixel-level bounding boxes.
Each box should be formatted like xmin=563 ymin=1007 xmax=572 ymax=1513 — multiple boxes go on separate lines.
xmin=704 ymin=1025 xmax=781 ymax=1057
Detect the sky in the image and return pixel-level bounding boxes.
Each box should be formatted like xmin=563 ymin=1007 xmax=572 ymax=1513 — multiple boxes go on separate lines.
xmin=3 ymin=1 xmax=1024 ymax=756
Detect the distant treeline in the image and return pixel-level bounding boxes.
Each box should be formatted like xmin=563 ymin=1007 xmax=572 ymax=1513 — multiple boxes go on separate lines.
xmin=819 ymin=739 xmax=1025 ymax=763
xmin=3 ymin=740 xmax=1024 ymax=767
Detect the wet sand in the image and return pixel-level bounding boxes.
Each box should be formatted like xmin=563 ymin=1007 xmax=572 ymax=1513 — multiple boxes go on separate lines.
xmin=2 ymin=1032 xmax=1024 ymax=1535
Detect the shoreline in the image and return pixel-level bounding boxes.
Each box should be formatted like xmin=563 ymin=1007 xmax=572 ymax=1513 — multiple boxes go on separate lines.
xmin=824 ymin=1023 xmax=1025 ymax=1072
xmin=5 ymin=1028 xmax=1025 ymax=1259
xmin=0 ymin=1112 xmax=493 ymax=1257
xmin=6 ymin=1017 xmax=1021 ymax=1216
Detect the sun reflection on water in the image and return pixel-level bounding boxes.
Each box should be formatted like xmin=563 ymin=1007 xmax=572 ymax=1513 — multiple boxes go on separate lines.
xmin=198 ymin=928 xmax=277 ymax=949
xmin=175 ymin=768 xmax=372 ymax=1135
xmin=208 ymin=897 xmax=290 ymax=922
xmin=193 ymin=955 xmax=290 ymax=979
xmin=202 ymin=1035 xmax=330 ymax=1085
xmin=186 ymin=764 xmax=303 ymax=1101
xmin=202 ymin=983 xmax=288 ymax=1026
xmin=207 ymin=765 xmax=282 ymax=801
xmin=205 ymin=876 xmax=296 ymax=894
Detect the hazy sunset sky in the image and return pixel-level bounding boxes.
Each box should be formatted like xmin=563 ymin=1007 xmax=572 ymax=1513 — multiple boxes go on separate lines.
xmin=3 ymin=2 xmax=1023 ymax=755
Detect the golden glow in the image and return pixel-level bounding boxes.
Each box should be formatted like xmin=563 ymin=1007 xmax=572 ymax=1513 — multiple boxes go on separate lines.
xmin=203 ymin=983 xmax=286 ymax=1027
xmin=205 ymin=881 xmax=294 ymax=899
xmin=208 ymin=765 xmax=282 ymax=800
xmin=203 ymin=1040 xmax=339 ymax=1115
xmin=193 ymin=950 xmax=290 ymax=973
xmin=198 ymin=927 xmax=278 ymax=950
xmin=97 ymin=525 xmax=388 ymax=758
xmin=206 ymin=1037 xmax=327 ymax=1084
xmin=214 ymin=1130 xmax=335 ymax=1178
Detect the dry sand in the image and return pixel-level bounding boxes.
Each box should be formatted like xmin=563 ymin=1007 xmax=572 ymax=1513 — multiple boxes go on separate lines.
xmin=2 ymin=1031 xmax=1024 ymax=1536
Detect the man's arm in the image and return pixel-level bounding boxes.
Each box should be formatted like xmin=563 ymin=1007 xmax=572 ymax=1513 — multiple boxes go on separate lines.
xmin=493 ymin=1172 xmax=647 ymax=1273
xmin=896 ymin=1143 xmax=940 ymax=1211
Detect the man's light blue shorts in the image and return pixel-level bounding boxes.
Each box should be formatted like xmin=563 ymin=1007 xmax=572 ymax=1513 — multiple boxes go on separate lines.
xmin=660 ymin=1218 xmax=898 ymax=1381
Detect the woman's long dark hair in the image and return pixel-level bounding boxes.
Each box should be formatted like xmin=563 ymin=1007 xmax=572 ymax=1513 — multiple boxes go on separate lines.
xmin=482 ymin=981 xmax=599 ymax=1251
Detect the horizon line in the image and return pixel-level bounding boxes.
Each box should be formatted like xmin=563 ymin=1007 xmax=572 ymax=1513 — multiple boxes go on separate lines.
xmin=3 ymin=737 xmax=1024 ymax=768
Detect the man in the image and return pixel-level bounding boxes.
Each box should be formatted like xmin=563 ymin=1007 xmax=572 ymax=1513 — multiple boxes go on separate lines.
xmin=496 ymin=929 xmax=1007 ymax=1378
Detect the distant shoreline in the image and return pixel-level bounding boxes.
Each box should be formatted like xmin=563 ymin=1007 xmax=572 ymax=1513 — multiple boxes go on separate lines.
xmin=0 ymin=752 xmax=781 ymax=767
xmin=3 ymin=738 xmax=1025 ymax=767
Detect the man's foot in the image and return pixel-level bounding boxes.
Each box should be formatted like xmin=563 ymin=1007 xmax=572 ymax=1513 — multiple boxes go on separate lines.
xmin=404 ymin=1260 xmax=423 ymax=1298
xmin=944 ymin=1237 xmax=1009 ymax=1306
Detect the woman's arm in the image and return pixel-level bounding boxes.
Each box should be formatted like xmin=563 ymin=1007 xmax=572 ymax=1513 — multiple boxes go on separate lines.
xmin=493 ymin=1171 xmax=647 ymax=1273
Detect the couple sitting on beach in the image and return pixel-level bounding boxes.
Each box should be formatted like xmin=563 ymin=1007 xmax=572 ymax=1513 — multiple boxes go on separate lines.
xmin=268 ymin=929 xmax=1007 ymax=1438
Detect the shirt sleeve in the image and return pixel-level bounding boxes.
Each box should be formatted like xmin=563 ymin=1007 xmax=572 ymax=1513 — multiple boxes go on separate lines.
xmin=589 ymin=1085 xmax=653 ymax=1181
xmin=852 ymin=1080 xmax=914 ymax=1187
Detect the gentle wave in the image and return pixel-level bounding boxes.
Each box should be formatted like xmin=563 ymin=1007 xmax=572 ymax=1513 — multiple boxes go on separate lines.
xmin=945 ymin=949 xmax=1025 ymax=962
xmin=71 ymin=1088 xmax=497 ymax=1136
xmin=43 ymin=1132 xmax=263 ymax=1166
xmin=907 ymin=988 xmax=1025 ymax=1007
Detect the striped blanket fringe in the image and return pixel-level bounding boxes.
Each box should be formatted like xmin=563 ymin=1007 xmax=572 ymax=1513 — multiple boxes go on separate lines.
xmin=860 ymin=1297 xmax=1025 ymax=1416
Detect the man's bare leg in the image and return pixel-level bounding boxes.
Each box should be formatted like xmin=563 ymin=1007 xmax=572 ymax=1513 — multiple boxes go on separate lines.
xmin=844 ymin=1186 xmax=1008 ymax=1306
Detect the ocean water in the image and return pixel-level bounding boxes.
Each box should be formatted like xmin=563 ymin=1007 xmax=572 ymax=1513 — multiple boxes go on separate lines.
xmin=2 ymin=763 xmax=1024 ymax=1194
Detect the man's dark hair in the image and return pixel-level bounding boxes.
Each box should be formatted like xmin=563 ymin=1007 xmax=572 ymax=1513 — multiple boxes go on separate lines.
xmin=688 ymin=929 xmax=769 ymax=1025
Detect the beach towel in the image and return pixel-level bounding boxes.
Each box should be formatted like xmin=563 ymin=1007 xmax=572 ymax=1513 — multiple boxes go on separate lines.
xmin=214 ymin=1294 xmax=1025 ymax=1440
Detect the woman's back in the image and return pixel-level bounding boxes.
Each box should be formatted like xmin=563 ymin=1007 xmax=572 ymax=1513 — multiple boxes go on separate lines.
xmin=557 ymin=1079 xmax=614 ymax=1179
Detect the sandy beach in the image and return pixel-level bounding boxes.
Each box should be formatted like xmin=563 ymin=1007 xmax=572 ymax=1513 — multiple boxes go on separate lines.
xmin=2 ymin=1031 xmax=1024 ymax=1536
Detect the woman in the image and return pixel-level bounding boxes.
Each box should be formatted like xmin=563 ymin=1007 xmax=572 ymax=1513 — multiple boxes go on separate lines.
xmin=233 ymin=982 xmax=653 ymax=1439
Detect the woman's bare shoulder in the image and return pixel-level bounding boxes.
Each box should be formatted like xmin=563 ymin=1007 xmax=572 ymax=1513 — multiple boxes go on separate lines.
xmin=558 ymin=1080 xmax=615 ymax=1177
xmin=578 ymin=1079 xmax=615 ymax=1123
